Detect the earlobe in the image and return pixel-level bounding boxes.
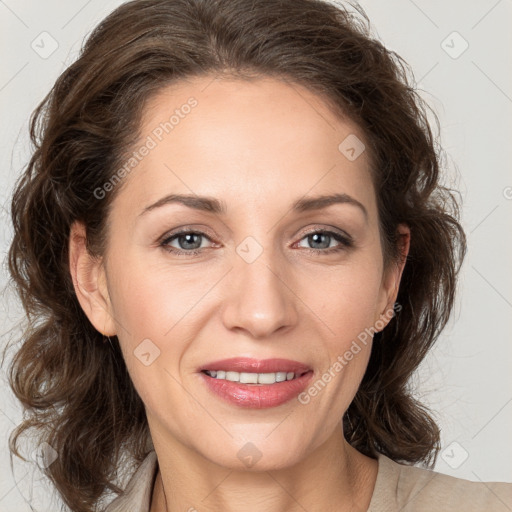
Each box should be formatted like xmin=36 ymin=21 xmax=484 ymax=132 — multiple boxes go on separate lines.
xmin=69 ymin=221 xmax=117 ymax=336
xmin=393 ymin=224 xmax=411 ymax=299
xmin=376 ymin=223 xmax=411 ymax=330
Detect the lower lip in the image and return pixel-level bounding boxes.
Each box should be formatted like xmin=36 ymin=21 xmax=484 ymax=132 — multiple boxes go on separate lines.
xmin=199 ymin=371 xmax=314 ymax=409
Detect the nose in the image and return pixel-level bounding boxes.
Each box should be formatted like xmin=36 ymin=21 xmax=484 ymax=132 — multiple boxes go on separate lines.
xmin=220 ymin=245 xmax=299 ymax=339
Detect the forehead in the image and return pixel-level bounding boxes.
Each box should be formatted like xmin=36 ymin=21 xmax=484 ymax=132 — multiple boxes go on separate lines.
xmin=114 ymin=75 xmax=376 ymax=221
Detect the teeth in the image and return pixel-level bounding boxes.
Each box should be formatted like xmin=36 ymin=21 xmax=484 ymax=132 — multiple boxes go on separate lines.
xmin=204 ymin=370 xmax=300 ymax=384
xmin=275 ymin=372 xmax=288 ymax=382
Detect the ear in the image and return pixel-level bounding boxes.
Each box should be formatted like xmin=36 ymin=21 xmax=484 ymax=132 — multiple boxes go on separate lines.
xmin=374 ymin=223 xmax=410 ymax=330
xmin=69 ymin=221 xmax=117 ymax=336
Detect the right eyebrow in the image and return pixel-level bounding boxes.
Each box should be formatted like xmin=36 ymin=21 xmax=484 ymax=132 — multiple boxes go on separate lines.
xmin=138 ymin=194 xmax=227 ymax=217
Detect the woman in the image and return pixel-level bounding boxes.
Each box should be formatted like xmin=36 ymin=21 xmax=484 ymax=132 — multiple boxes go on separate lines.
xmin=5 ymin=0 xmax=511 ymax=511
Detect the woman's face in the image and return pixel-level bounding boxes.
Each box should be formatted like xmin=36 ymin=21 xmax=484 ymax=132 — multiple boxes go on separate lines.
xmin=72 ymin=75 xmax=408 ymax=470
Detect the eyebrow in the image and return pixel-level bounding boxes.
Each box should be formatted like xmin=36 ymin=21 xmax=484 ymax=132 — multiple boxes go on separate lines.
xmin=138 ymin=192 xmax=368 ymax=220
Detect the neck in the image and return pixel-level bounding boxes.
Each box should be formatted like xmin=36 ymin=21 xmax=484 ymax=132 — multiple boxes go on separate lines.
xmin=149 ymin=426 xmax=378 ymax=512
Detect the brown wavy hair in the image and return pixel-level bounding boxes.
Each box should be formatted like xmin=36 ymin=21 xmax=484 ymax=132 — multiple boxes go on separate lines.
xmin=3 ymin=0 xmax=466 ymax=510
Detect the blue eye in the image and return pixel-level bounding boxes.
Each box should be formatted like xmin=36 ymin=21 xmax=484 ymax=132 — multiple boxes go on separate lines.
xmin=160 ymin=231 xmax=212 ymax=256
xmin=159 ymin=228 xmax=353 ymax=257
xmin=296 ymin=230 xmax=353 ymax=254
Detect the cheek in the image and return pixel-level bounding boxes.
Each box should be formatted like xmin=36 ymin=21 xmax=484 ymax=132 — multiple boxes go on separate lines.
xmin=107 ymin=265 xmax=190 ymax=412
xmin=309 ymin=261 xmax=384 ymax=339
xmin=108 ymin=255 xmax=205 ymax=337
xmin=106 ymin=256 xmax=219 ymax=395
xmin=302 ymin=255 xmax=383 ymax=399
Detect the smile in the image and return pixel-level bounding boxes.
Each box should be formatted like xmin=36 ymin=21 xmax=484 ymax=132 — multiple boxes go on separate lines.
xmin=202 ymin=370 xmax=308 ymax=385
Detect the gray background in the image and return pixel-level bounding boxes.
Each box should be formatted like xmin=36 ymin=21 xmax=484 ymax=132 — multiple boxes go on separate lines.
xmin=1 ymin=0 xmax=511 ymax=510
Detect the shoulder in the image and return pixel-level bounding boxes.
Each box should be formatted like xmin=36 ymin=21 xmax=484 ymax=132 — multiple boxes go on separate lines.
xmin=103 ymin=450 xmax=158 ymax=512
xmin=368 ymin=452 xmax=512 ymax=512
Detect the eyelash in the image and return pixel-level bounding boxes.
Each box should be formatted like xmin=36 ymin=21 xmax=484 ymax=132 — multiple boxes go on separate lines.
xmin=158 ymin=228 xmax=354 ymax=257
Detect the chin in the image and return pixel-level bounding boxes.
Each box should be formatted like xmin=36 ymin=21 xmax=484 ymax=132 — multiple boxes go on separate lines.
xmin=200 ymin=436 xmax=308 ymax=472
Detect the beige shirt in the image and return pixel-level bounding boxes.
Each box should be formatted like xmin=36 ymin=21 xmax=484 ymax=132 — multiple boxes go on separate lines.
xmin=104 ymin=450 xmax=512 ymax=511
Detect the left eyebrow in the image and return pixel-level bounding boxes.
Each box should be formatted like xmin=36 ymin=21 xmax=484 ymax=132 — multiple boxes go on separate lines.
xmin=292 ymin=193 xmax=368 ymax=222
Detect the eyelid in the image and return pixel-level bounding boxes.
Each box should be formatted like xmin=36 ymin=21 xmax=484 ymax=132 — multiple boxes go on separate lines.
xmin=158 ymin=223 xmax=354 ymax=257
xmin=158 ymin=224 xmax=353 ymax=245
xmin=295 ymin=225 xmax=354 ymax=245
xmin=158 ymin=225 xmax=217 ymax=244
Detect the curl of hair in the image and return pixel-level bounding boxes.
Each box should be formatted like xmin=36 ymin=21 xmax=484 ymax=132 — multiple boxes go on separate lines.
xmin=4 ymin=0 xmax=466 ymax=510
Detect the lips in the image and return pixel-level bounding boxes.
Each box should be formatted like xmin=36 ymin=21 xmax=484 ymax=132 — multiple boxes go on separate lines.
xmin=198 ymin=357 xmax=312 ymax=375
xmin=197 ymin=357 xmax=314 ymax=408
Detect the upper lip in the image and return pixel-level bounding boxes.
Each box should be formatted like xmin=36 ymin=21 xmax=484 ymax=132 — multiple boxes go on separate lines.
xmin=198 ymin=357 xmax=312 ymax=375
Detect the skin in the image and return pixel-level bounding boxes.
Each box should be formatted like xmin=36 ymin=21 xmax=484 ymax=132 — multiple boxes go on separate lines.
xmin=69 ymin=75 xmax=410 ymax=512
